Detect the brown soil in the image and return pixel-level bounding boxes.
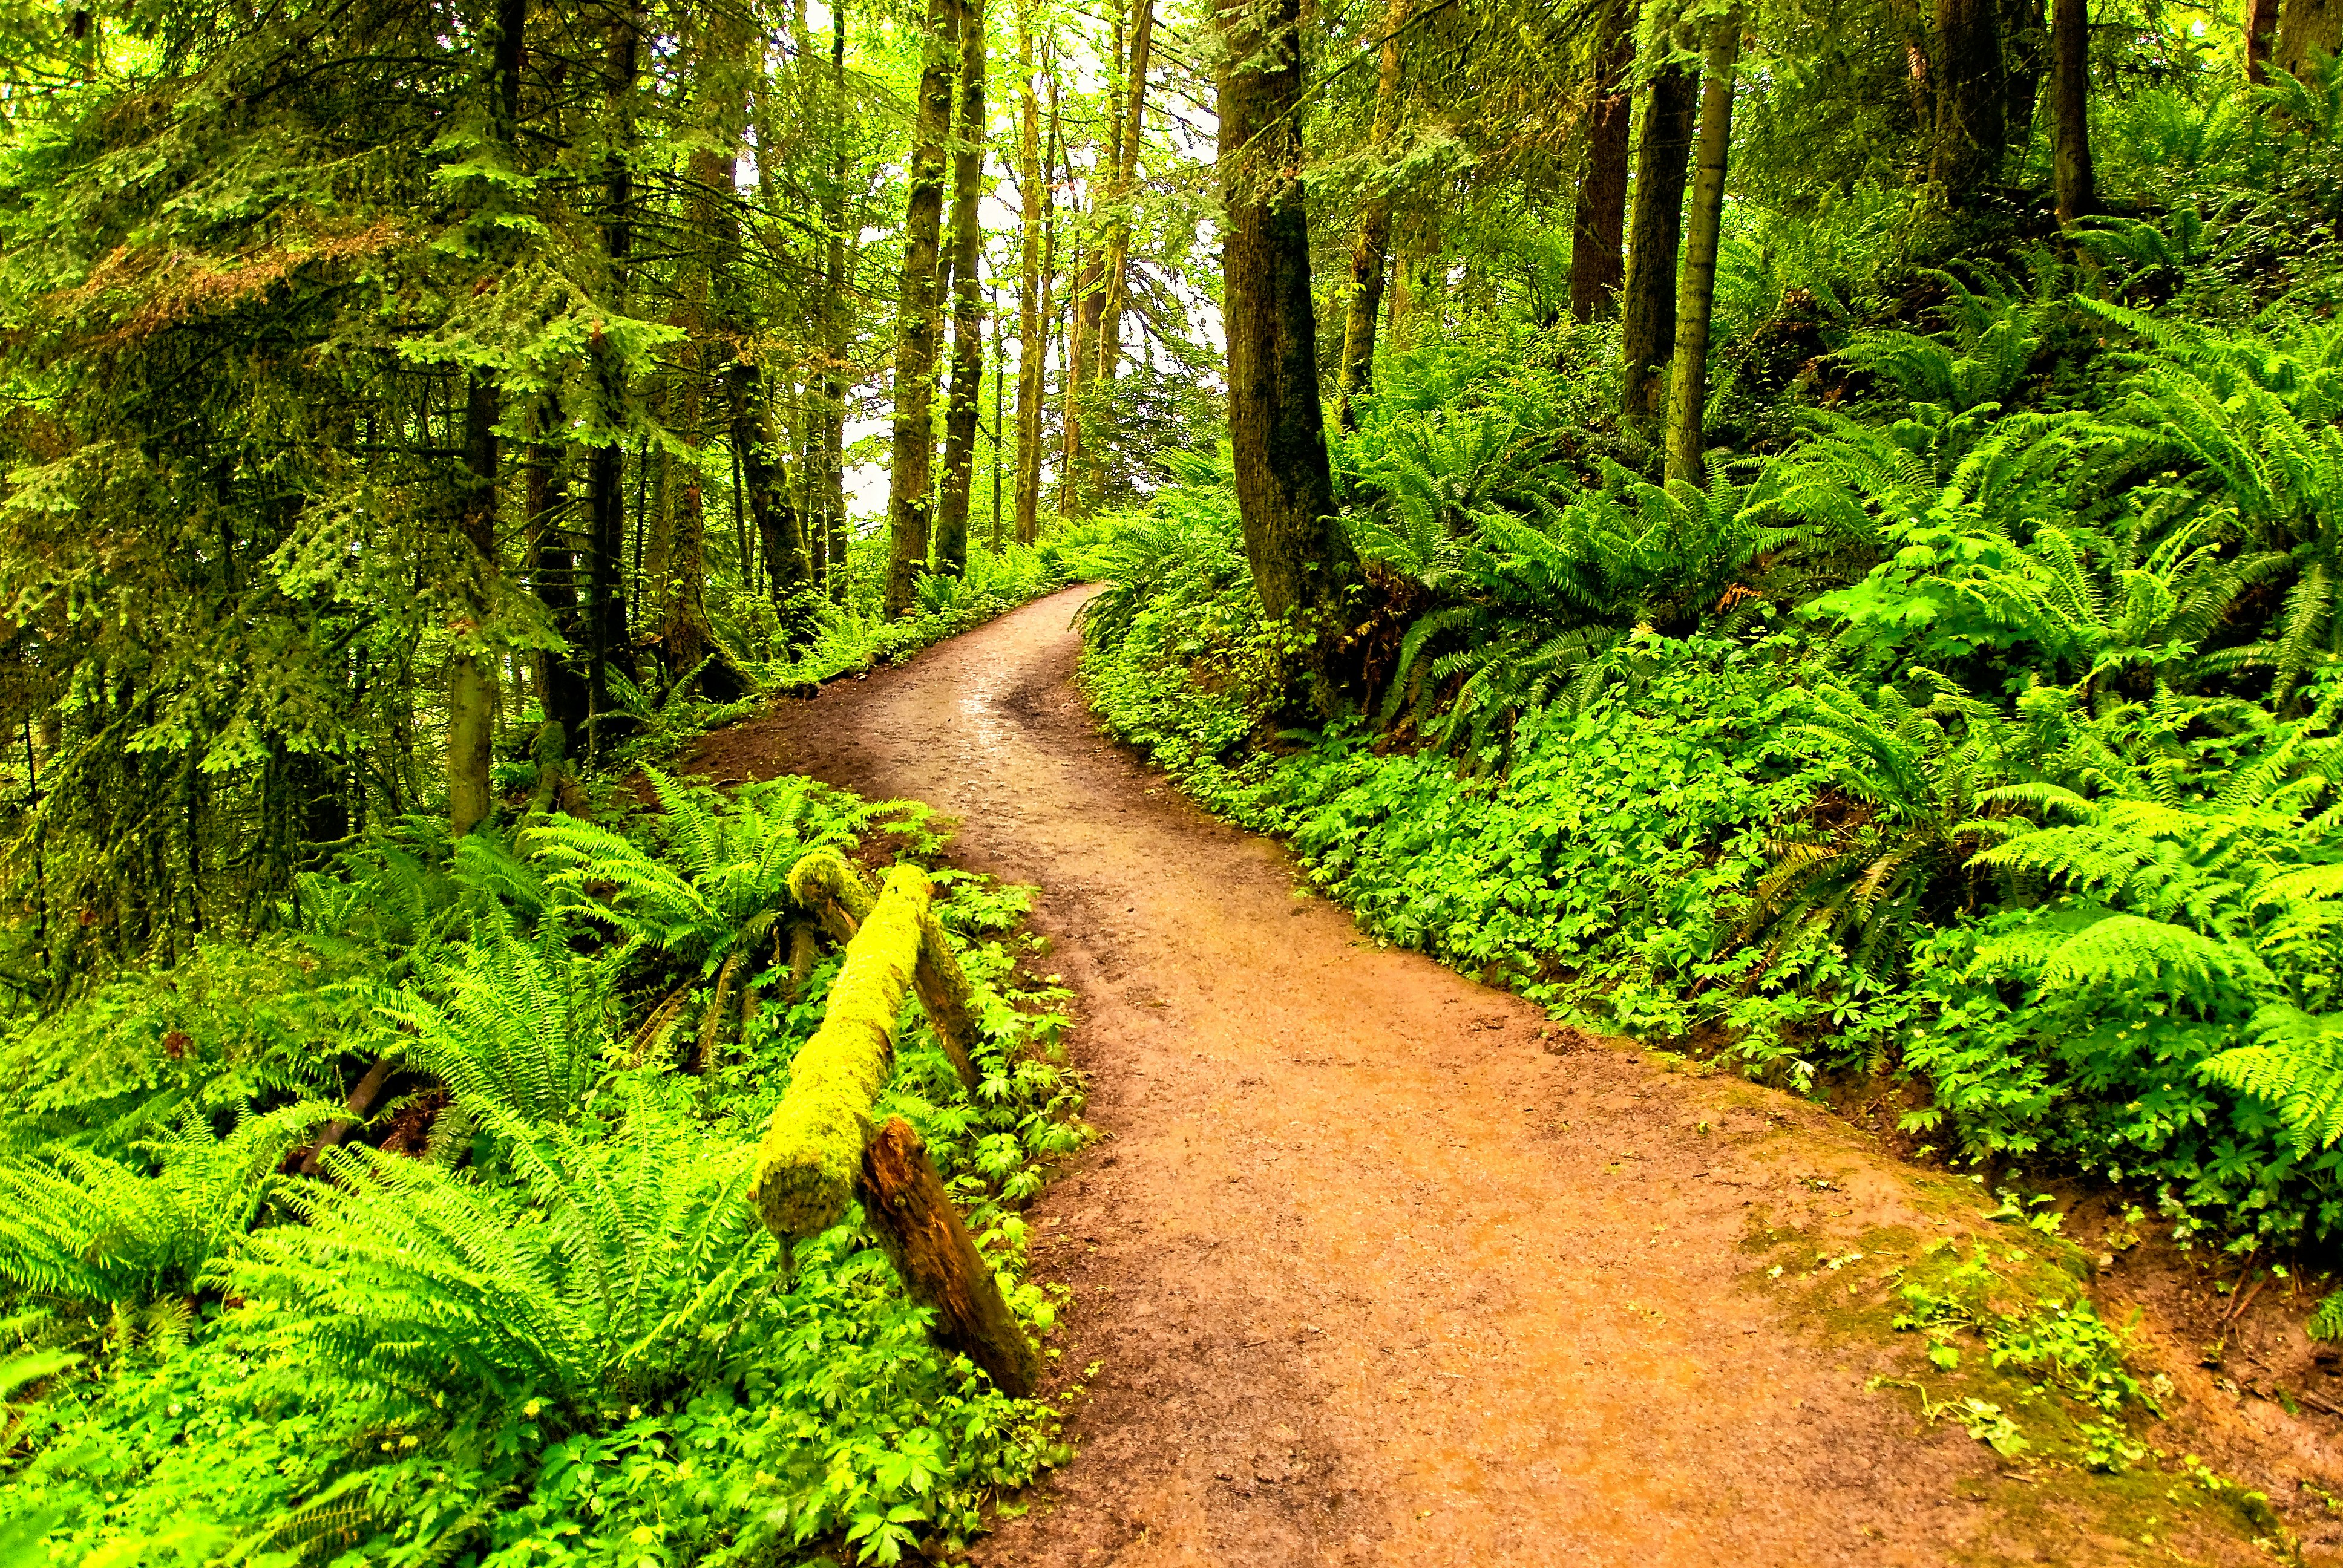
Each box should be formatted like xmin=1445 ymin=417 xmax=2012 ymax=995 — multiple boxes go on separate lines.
xmin=689 ymin=586 xmax=2322 ymax=1567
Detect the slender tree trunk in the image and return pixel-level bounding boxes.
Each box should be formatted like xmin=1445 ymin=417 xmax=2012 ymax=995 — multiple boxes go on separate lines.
xmin=526 ymin=433 xmax=591 ymax=739
xmin=936 ymin=0 xmax=989 ymax=578
xmin=447 ymin=0 xmax=526 ymax=837
xmin=1060 ymin=209 xmax=1094 ymax=516
xmin=991 ymin=272 xmax=1006 ymax=549
xmin=2250 ymin=0 xmax=2279 ymax=81
xmin=1217 ymin=0 xmax=1355 ymax=711
xmin=2050 ymin=0 xmax=2094 ymax=223
xmin=1932 ymin=0 xmax=2007 ymax=197
xmin=1334 ymin=0 xmax=1409 ymax=432
xmin=589 ymin=5 xmax=640 ymax=725
xmin=1570 ymin=0 xmax=1634 ymax=324
xmin=825 ymin=0 xmax=853 ymax=604
xmin=883 ymin=0 xmax=960 ymax=617
xmin=1096 ymin=0 xmax=1155 ymax=385
xmin=1012 ymin=6 xmax=1049 ymax=546
xmin=1619 ymin=50 xmax=1698 ymax=434
xmin=449 ymin=374 xmax=500 ymax=838
xmin=1665 ymin=13 xmax=1741 ymax=485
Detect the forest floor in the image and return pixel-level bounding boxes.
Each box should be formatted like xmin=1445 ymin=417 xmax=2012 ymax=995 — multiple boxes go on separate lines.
xmin=690 ymin=584 xmax=2338 ymax=1567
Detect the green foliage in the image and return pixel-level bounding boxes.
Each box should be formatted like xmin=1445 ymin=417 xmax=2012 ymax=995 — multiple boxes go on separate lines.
xmin=0 ymin=776 xmax=1086 ymax=1564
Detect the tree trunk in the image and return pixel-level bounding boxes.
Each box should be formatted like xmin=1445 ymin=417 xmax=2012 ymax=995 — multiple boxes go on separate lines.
xmin=2050 ymin=0 xmax=2094 ymax=224
xmin=1012 ymin=5 xmax=1049 ymax=547
xmin=526 ymin=435 xmax=592 ymax=739
xmin=2276 ymin=0 xmax=2341 ymax=77
xmin=1059 ymin=214 xmax=1095 ymax=517
xmin=883 ymin=0 xmax=960 ymax=618
xmin=936 ymin=0 xmax=989 ymax=578
xmin=1334 ymin=0 xmax=1409 ymax=433
xmin=1619 ymin=50 xmax=1698 ymax=434
xmin=1932 ymin=0 xmax=2007 ymax=197
xmin=1217 ymin=0 xmax=1356 ymax=711
xmin=1570 ymin=0 xmax=1634 ymax=324
xmin=449 ymin=373 xmax=500 ymax=838
xmin=2250 ymin=0 xmax=2279 ymax=81
xmin=732 ymin=367 xmax=810 ymax=655
xmin=447 ymin=0 xmax=528 ymax=837
xmin=588 ymin=7 xmax=640 ymax=725
xmin=824 ymin=0 xmax=853 ymax=604
xmin=1665 ymin=13 xmax=1741 ymax=486
xmin=1096 ymin=0 xmax=1155 ymax=387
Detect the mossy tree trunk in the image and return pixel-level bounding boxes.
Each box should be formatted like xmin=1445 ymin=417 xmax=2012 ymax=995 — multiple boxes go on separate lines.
xmin=587 ymin=4 xmax=640 ymax=724
xmin=1665 ymin=11 xmax=1741 ymax=486
xmin=1931 ymin=0 xmax=2006 ymax=199
xmin=2050 ymin=0 xmax=2094 ymax=224
xmin=2277 ymin=0 xmax=2342 ymax=77
xmin=1334 ymin=0 xmax=1409 ymax=433
xmin=447 ymin=0 xmax=526 ymax=838
xmin=1218 ymin=0 xmax=1357 ymax=712
xmin=1096 ymin=0 xmax=1155 ymax=389
xmin=1619 ymin=43 xmax=1698 ymax=436
xmin=1011 ymin=5 xmax=1051 ymax=547
xmin=1570 ymin=0 xmax=1634 ymax=325
xmin=882 ymin=0 xmax=960 ymax=618
xmin=936 ymin=0 xmax=989 ymax=578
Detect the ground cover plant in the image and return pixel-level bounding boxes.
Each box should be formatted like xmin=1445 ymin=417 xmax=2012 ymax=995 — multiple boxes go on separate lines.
xmin=0 ymin=774 xmax=1086 ymax=1565
xmin=1076 ymin=56 xmax=2343 ymax=1264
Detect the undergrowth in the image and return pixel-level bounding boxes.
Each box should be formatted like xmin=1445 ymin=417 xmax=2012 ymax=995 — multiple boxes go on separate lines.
xmin=0 ymin=775 xmax=1086 ymax=1566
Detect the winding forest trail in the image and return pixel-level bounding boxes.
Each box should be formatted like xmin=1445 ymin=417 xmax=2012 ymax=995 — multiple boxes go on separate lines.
xmin=690 ymin=586 xmax=2256 ymax=1567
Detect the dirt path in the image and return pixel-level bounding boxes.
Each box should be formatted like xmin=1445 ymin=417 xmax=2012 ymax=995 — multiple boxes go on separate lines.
xmin=690 ymin=586 xmax=2266 ymax=1567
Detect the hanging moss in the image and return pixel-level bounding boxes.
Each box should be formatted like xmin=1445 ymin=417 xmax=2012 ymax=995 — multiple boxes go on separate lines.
xmin=752 ymin=863 xmax=932 ymax=1239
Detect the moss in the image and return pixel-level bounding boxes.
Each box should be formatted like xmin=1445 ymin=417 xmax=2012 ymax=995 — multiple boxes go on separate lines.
xmin=788 ymin=847 xmax=876 ymax=926
xmin=752 ymin=863 xmax=931 ymax=1238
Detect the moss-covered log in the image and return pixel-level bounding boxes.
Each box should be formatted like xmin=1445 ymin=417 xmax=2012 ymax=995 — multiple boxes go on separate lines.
xmin=787 ymin=848 xmax=982 ymax=1091
xmin=752 ymin=863 xmax=932 ymax=1238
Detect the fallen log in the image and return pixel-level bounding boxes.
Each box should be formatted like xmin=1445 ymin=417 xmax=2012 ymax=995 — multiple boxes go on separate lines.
xmin=786 ymin=849 xmax=982 ymax=1091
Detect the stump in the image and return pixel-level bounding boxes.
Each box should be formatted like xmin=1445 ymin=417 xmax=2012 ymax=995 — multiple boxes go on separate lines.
xmin=857 ymin=1117 xmax=1040 ymax=1397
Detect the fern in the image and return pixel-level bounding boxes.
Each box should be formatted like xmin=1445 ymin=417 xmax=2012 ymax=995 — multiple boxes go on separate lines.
xmin=236 ymin=1086 xmax=775 ymax=1413
xmin=378 ymin=920 xmax=611 ymax=1125
xmin=530 ymin=768 xmax=868 ymax=981
xmin=2201 ymin=1005 xmax=2343 ymax=1154
xmin=0 ymin=1101 xmax=332 ymax=1307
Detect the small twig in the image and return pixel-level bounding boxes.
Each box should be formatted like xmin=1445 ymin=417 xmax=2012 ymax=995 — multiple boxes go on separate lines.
xmin=2222 ymin=1275 xmax=2268 ymax=1333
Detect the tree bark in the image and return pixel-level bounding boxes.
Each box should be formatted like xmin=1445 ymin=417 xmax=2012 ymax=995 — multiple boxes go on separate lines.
xmin=937 ymin=0 xmax=989 ymax=578
xmin=1665 ymin=13 xmax=1741 ymax=486
xmin=588 ymin=6 xmax=640 ymax=725
xmin=2276 ymin=0 xmax=2342 ymax=77
xmin=449 ymin=374 xmax=500 ymax=837
xmin=1218 ymin=0 xmax=1357 ymax=710
xmin=1570 ymin=0 xmax=1634 ymax=324
xmin=2250 ymin=0 xmax=2279 ymax=80
xmin=447 ymin=0 xmax=528 ymax=838
xmin=1012 ymin=8 xmax=1050 ymax=547
xmin=1334 ymin=0 xmax=1409 ymax=433
xmin=1096 ymin=0 xmax=1155 ymax=387
xmin=526 ymin=436 xmax=592 ymax=739
xmin=2050 ymin=0 xmax=2094 ymax=224
xmin=824 ymin=1 xmax=853 ymax=604
xmin=883 ymin=0 xmax=961 ymax=618
xmin=857 ymin=1118 xmax=1039 ymax=1396
xmin=1619 ymin=48 xmax=1698 ymax=434
xmin=1932 ymin=0 xmax=2006 ymax=198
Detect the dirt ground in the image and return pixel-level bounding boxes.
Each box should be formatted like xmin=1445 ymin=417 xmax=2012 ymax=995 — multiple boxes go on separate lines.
xmin=690 ymin=585 xmax=2335 ymax=1567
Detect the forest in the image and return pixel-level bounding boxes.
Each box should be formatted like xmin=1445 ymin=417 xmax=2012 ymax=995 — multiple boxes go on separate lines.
xmin=5 ymin=0 xmax=2343 ymax=1552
